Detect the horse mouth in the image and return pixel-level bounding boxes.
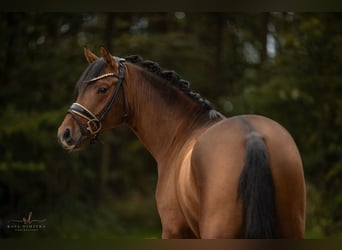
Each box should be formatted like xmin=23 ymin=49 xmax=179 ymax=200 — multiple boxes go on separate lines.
xmin=58 ymin=137 xmax=75 ymax=151
xmin=63 ymin=143 xmax=77 ymax=151
xmin=57 ymin=133 xmax=85 ymax=151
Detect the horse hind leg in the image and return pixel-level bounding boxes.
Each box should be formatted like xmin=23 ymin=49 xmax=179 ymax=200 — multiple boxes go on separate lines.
xmin=192 ymin=136 xmax=245 ymax=238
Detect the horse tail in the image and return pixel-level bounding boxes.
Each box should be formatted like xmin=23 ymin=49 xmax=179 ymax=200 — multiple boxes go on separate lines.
xmin=237 ymin=131 xmax=277 ymax=238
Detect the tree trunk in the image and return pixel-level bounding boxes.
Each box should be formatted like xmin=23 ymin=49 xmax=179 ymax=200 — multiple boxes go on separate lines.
xmin=260 ymin=12 xmax=270 ymax=63
xmin=214 ymin=13 xmax=225 ymax=98
xmin=3 ymin=13 xmax=20 ymax=86
xmin=94 ymin=141 xmax=110 ymax=206
xmin=94 ymin=13 xmax=115 ymax=207
xmin=104 ymin=13 xmax=115 ymax=50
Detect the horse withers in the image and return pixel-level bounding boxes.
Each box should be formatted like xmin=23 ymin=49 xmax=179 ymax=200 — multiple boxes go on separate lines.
xmin=57 ymin=47 xmax=306 ymax=238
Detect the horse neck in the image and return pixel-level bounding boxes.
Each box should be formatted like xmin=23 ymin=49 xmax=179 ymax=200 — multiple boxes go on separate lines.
xmin=124 ymin=64 xmax=214 ymax=163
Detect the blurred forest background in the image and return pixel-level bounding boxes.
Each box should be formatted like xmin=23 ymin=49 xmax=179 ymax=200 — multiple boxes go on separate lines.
xmin=0 ymin=12 xmax=341 ymax=238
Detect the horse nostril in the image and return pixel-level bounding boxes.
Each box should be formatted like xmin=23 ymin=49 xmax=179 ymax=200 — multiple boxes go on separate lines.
xmin=63 ymin=128 xmax=71 ymax=142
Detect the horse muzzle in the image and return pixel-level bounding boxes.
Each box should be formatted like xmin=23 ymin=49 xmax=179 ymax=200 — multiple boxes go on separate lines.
xmin=57 ymin=117 xmax=85 ymax=151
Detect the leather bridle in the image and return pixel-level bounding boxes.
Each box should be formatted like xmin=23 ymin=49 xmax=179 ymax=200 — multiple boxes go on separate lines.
xmin=67 ymin=58 xmax=128 ymax=143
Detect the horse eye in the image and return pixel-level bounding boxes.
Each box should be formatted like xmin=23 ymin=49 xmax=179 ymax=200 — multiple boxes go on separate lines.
xmin=97 ymin=86 xmax=108 ymax=94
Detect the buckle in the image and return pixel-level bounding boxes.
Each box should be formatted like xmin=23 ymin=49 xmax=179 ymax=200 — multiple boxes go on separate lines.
xmin=87 ymin=119 xmax=102 ymax=135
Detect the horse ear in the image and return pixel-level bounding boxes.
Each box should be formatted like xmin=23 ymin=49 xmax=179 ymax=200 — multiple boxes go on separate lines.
xmin=101 ymin=47 xmax=116 ymax=67
xmin=83 ymin=47 xmax=98 ymax=64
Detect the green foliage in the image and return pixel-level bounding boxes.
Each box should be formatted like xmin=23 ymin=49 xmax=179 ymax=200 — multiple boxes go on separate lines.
xmin=0 ymin=12 xmax=341 ymax=238
xmin=239 ymin=13 xmax=342 ymax=237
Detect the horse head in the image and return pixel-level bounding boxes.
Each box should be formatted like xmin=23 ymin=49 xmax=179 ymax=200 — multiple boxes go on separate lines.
xmin=57 ymin=48 xmax=127 ymax=150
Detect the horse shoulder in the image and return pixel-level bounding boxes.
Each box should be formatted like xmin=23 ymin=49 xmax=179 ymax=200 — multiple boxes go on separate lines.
xmin=156 ymin=141 xmax=201 ymax=238
xmin=177 ymin=144 xmax=201 ymax=237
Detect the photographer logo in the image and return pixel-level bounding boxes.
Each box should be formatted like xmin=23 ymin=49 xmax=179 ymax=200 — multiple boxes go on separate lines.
xmin=7 ymin=211 xmax=47 ymax=232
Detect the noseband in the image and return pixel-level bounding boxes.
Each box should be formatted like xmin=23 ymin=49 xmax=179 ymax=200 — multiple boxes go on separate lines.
xmin=67 ymin=58 xmax=128 ymax=143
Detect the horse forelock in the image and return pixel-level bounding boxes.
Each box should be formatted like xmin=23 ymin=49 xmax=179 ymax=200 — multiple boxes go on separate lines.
xmin=75 ymin=59 xmax=106 ymax=95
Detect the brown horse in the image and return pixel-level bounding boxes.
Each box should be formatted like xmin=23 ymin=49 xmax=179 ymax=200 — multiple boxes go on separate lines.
xmin=57 ymin=47 xmax=306 ymax=239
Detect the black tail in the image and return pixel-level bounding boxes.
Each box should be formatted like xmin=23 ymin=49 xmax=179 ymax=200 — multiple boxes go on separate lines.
xmin=238 ymin=131 xmax=277 ymax=238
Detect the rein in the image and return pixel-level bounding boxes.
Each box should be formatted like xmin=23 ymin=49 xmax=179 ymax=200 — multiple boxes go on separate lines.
xmin=67 ymin=58 xmax=127 ymax=143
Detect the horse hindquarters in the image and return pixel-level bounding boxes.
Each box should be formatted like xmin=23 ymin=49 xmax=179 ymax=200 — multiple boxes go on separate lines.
xmin=237 ymin=132 xmax=277 ymax=238
xmin=192 ymin=116 xmax=305 ymax=238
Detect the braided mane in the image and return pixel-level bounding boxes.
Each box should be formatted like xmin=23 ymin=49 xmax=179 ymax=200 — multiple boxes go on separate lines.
xmin=124 ymin=55 xmax=214 ymax=111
